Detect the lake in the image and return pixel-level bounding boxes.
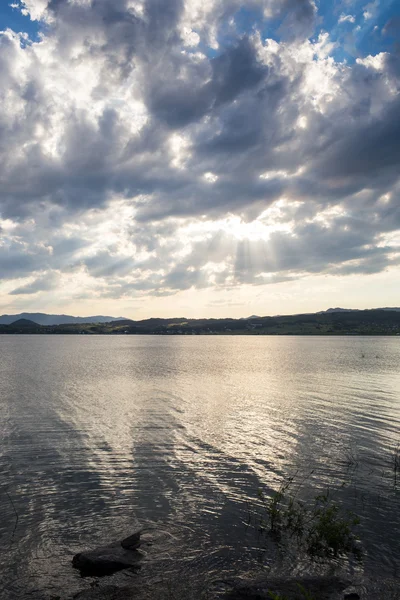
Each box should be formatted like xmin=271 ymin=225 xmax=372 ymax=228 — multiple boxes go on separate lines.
xmin=0 ymin=335 xmax=399 ymax=598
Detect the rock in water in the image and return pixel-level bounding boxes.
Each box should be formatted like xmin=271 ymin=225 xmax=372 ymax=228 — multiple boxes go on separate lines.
xmin=72 ymin=530 xmax=143 ymax=576
xmin=120 ymin=531 xmax=141 ymax=550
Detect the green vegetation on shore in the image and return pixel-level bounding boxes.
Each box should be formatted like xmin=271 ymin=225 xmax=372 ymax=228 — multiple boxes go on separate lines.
xmin=1 ymin=309 xmax=400 ymax=335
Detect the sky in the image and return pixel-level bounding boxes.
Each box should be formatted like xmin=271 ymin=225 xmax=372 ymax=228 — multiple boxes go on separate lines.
xmin=0 ymin=0 xmax=399 ymax=319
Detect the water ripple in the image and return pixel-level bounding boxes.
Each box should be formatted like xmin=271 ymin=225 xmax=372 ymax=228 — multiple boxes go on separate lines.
xmin=0 ymin=335 xmax=399 ymax=598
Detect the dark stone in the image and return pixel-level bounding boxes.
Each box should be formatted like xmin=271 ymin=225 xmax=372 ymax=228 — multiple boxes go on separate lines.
xmin=72 ymin=536 xmax=143 ymax=577
xmin=120 ymin=531 xmax=142 ymax=550
xmin=344 ymin=595 xmax=360 ymax=600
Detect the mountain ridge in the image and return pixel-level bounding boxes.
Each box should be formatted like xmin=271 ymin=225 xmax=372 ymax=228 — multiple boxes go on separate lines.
xmin=1 ymin=308 xmax=400 ymax=327
xmin=1 ymin=308 xmax=400 ymax=335
xmin=319 ymin=307 xmax=400 ymax=314
xmin=0 ymin=312 xmax=126 ymax=326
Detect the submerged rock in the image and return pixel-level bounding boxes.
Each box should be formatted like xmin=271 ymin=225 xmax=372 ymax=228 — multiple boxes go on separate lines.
xmin=72 ymin=530 xmax=143 ymax=577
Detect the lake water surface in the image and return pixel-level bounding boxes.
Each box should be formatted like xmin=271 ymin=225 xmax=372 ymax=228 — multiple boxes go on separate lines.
xmin=0 ymin=335 xmax=399 ymax=598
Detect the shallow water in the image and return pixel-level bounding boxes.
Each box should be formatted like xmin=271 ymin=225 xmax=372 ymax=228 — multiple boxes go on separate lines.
xmin=0 ymin=335 xmax=399 ymax=598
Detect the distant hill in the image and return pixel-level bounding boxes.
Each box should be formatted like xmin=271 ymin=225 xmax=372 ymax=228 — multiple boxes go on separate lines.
xmin=320 ymin=307 xmax=400 ymax=314
xmin=1 ymin=308 xmax=400 ymax=336
xmin=322 ymin=308 xmax=358 ymax=313
xmin=11 ymin=318 xmax=41 ymax=327
xmin=0 ymin=313 xmax=126 ymax=326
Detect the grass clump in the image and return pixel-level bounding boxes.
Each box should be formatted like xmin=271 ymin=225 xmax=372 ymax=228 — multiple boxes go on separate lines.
xmin=305 ymin=493 xmax=360 ymax=560
xmin=256 ymin=476 xmax=362 ymax=564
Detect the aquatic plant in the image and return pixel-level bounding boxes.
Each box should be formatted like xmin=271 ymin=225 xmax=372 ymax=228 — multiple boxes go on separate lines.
xmin=255 ymin=476 xmax=362 ymax=564
xmin=305 ymin=493 xmax=361 ymax=560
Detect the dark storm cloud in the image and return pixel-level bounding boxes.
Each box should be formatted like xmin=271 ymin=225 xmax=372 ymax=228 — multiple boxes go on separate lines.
xmin=134 ymin=174 xmax=286 ymax=222
xmin=147 ymin=36 xmax=268 ymax=129
xmin=0 ymin=0 xmax=399 ymax=299
xmin=211 ymin=37 xmax=268 ymax=105
xmin=313 ymin=97 xmax=400 ymax=180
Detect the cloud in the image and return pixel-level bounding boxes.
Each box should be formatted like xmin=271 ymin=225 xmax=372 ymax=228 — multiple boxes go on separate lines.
xmin=10 ymin=271 xmax=60 ymax=295
xmin=18 ymin=0 xmax=49 ymax=21
xmin=338 ymin=13 xmax=356 ymax=24
xmin=363 ymin=1 xmax=379 ymax=21
xmin=0 ymin=0 xmax=399 ymax=308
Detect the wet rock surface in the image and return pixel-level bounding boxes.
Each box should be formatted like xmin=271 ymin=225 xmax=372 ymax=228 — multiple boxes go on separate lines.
xmin=72 ymin=530 xmax=143 ymax=577
xmin=120 ymin=532 xmax=142 ymax=551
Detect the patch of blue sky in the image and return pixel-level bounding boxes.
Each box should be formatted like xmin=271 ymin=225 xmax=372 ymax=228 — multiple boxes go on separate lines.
xmin=310 ymin=0 xmax=397 ymax=64
xmin=355 ymin=0 xmax=400 ymax=56
xmin=321 ymin=18 xmax=362 ymax=63
xmin=315 ymin=0 xmax=344 ymax=39
xmin=233 ymin=6 xmax=265 ymax=37
xmin=330 ymin=45 xmax=358 ymax=64
xmin=197 ymin=6 xmax=268 ymax=57
xmin=308 ymin=1 xmax=359 ymax=63
xmin=215 ymin=6 xmax=285 ymax=50
xmin=234 ymin=6 xmax=297 ymax=44
xmin=195 ymin=40 xmax=219 ymax=59
xmin=0 ymin=2 xmax=41 ymax=42
xmin=322 ymin=0 xmax=399 ymax=59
